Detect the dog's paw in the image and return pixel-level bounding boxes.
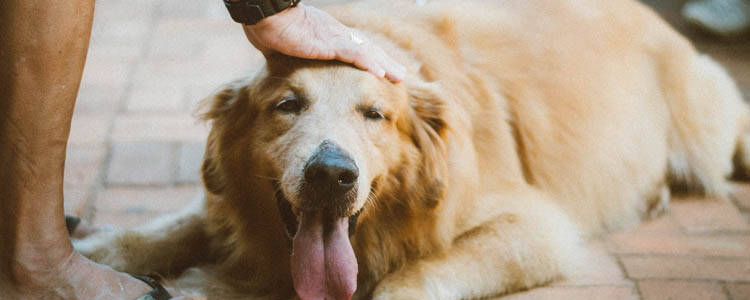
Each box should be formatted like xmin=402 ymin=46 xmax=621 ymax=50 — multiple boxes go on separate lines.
xmin=73 ymin=229 xmax=130 ymax=270
xmin=372 ymin=288 xmax=430 ymax=300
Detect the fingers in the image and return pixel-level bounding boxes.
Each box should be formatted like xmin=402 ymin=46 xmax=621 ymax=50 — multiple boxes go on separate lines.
xmin=336 ymin=39 xmax=406 ymax=83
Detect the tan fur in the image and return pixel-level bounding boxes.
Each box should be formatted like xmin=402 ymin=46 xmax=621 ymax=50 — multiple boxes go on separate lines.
xmin=75 ymin=0 xmax=750 ymax=299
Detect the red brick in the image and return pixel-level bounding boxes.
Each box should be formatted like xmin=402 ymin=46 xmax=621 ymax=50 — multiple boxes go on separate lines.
xmin=621 ymin=256 xmax=750 ymax=281
xmin=63 ymin=186 xmax=91 ymax=216
xmin=732 ymin=183 xmax=750 ymax=212
xmin=68 ymin=116 xmax=112 ymax=146
xmin=106 ymin=141 xmax=175 ymax=185
xmin=79 ymin=61 xmax=132 ymax=86
xmin=670 ymin=197 xmax=749 ymax=233
xmin=74 ymin=84 xmax=125 ymax=115
xmin=498 ymin=286 xmax=638 ymax=300
xmin=638 ymin=280 xmax=726 ymax=300
xmin=64 ymin=146 xmax=106 ymax=188
xmin=93 ymin=210 xmax=162 ymax=228
xmin=607 ymin=235 xmax=750 ymax=258
xmin=726 ymin=283 xmax=750 ymax=300
xmin=614 ymin=215 xmax=683 ymax=236
xmin=111 ymin=114 xmax=209 ymax=142
xmin=126 ymin=85 xmax=185 ymax=112
xmin=95 ymin=186 xmax=199 ymax=213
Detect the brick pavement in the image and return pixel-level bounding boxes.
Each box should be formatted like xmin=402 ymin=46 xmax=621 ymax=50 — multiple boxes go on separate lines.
xmin=63 ymin=0 xmax=750 ymax=299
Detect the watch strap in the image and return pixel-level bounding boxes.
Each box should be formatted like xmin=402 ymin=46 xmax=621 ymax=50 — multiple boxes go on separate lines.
xmin=224 ymin=0 xmax=298 ymax=25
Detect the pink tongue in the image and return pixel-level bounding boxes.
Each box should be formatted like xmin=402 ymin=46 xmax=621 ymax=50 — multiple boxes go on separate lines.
xmin=291 ymin=213 xmax=358 ymax=300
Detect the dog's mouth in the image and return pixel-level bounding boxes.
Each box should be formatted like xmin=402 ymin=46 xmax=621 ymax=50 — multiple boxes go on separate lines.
xmin=273 ymin=181 xmax=361 ymax=300
xmin=274 ymin=183 xmax=361 ymax=240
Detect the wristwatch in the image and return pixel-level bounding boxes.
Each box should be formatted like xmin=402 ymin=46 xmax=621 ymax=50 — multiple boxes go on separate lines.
xmin=224 ymin=0 xmax=300 ymax=25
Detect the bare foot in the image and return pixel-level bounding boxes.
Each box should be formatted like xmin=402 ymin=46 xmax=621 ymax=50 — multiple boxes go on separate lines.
xmin=9 ymin=251 xmax=152 ymax=300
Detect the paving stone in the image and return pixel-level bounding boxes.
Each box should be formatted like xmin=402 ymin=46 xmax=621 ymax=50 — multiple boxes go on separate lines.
xmin=68 ymin=116 xmax=112 ymax=146
xmin=177 ymin=142 xmax=206 ymax=184
xmin=638 ymin=280 xmax=726 ymax=300
xmin=95 ymin=186 xmax=199 ymax=214
xmin=553 ymin=240 xmax=632 ymax=286
xmin=607 ymin=234 xmax=750 ymax=258
xmin=621 ymin=256 xmax=750 ymax=281
xmin=126 ymin=85 xmax=185 ymax=112
xmin=93 ymin=210 xmax=162 ymax=228
xmin=670 ymin=197 xmax=749 ymax=233
xmin=612 ymin=215 xmax=683 ymax=236
xmin=111 ymin=114 xmax=209 ymax=142
xmin=498 ymin=286 xmax=638 ymax=300
xmin=63 ymin=186 xmax=91 ymax=216
xmin=80 ymin=61 xmax=132 ymax=86
xmin=106 ymin=141 xmax=174 ymax=185
xmin=732 ymin=183 xmax=750 ymax=212
xmin=74 ymin=84 xmax=125 ymax=115
xmin=64 ymin=146 xmax=107 ymax=188
xmin=727 ymin=283 xmax=750 ymax=300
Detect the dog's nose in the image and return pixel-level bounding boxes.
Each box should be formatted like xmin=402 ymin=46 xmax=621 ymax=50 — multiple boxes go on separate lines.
xmin=304 ymin=142 xmax=359 ymax=196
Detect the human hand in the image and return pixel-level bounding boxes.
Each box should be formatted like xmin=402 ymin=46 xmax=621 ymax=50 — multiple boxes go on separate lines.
xmin=242 ymin=3 xmax=406 ymax=83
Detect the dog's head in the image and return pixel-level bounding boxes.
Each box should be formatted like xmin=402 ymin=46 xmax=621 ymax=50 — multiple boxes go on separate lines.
xmin=200 ymin=56 xmax=448 ymax=299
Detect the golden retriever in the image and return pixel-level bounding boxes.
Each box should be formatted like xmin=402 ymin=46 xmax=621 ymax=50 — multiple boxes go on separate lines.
xmin=75 ymin=0 xmax=750 ymax=299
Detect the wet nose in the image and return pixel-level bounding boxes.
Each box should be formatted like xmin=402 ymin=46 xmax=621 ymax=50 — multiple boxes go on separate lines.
xmin=303 ymin=142 xmax=359 ymax=196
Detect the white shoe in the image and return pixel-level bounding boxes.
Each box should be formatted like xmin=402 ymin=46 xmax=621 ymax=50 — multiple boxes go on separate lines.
xmin=683 ymin=0 xmax=750 ymax=37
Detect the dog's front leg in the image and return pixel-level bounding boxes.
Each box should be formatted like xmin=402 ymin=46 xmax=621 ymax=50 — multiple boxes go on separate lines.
xmin=371 ymin=191 xmax=585 ymax=300
xmin=74 ymin=195 xmax=213 ymax=277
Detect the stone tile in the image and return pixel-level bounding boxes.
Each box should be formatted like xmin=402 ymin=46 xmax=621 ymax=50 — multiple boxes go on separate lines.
xmin=177 ymin=142 xmax=206 ymax=184
xmin=638 ymin=280 xmax=726 ymax=300
xmin=498 ymin=286 xmax=638 ymax=300
xmin=80 ymin=61 xmax=132 ymax=86
xmin=106 ymin=141 xmax=174 ymax=185
xmin=93 ymin=210 xmax=161 ymax=228
xmin=90 ymin=18 xmax=152 ymax=45
xmin=68 ymin=116 xmax=112 ymax=146
xmin=64 ymin=146 xmax=106 ymax=188
xmin=85 ymin=42 xmax=144 ymax=65
xmin=95 ymin=186 xmax=199 ymax=214
xmin=621 ymin=256 xmax=750 ymax=281
xmin=727 ymin=283 xmax=750 ymax=300
xmin=111 ymin=114 xmax=209 ymax=142
xmin=613 ymin=215 xmax=683 ymax=236
xmin=554 ymin=241 xmax=632 ymax=286
xmin=63 ymin=186 xmax=91 ymax=216
xmin=607 ymin=234 xmax=750 ymax=258
xmin=126 ymin=85 xmax=185 ymax=112
xmin=74 ymin=84 xmax=125 ymax=115
xmin=732 ymin=183 xmax=750 ymax=212
xmin=670 ymin=197 xmax=749 ymax=233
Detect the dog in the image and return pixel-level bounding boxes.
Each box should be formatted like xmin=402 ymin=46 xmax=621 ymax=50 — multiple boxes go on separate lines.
xmin=74 ymin=0 xmax=750 ymax=299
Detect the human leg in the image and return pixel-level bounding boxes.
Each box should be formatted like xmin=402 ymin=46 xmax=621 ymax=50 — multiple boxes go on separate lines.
xmin=0 ymin=1 xmax=152 ymax=298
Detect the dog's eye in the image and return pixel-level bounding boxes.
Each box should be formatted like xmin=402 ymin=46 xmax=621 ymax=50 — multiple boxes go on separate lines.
xmin=364 ymin=109 xmax=385 ymax=120
xmin=275 ymin=97 xmax=302 ymax=113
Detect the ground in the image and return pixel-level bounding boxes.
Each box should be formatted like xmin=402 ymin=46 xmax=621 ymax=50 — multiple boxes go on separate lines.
xmin=63 ymin=0 xmax=750 ymax=299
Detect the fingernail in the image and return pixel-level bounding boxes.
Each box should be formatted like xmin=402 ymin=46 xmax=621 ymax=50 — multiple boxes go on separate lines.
xmin=376 ymin=68 xmax=386 ymax=78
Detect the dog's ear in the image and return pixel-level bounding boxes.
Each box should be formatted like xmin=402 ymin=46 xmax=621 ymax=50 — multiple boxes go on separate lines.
xmin=198 ymin=81 xmax=249 ymax=195
xmin=405 ymin=80 xmax=450 ymax=207
xmin=201 ymin=134 xmax=225 ymax=195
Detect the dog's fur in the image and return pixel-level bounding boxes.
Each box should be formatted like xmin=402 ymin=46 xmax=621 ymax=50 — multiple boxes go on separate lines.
xmin=75 ymin=0 xmax=750 ymax=299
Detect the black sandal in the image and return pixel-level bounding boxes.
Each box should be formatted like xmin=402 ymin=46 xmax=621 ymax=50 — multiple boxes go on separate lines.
xmin=132 ymin=274 xmax=173 ymax=300
xmin=65 ymin=216 xmax=172 ymax=299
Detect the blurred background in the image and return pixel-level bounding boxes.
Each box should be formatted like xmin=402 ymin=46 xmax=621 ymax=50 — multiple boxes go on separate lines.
xmin=63 ymin=1 xmax=749 ymax=299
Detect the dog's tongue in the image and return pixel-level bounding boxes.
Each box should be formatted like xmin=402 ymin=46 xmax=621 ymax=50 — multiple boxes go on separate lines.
xmin=291 ymin=212 xmax=357 ymax=300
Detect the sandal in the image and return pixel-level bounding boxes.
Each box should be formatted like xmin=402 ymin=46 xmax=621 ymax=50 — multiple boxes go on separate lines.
xmin=132 ymin=275 xmax=173 ymax=300
xmin=65 ymin=215 xmax=173 ymax=299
